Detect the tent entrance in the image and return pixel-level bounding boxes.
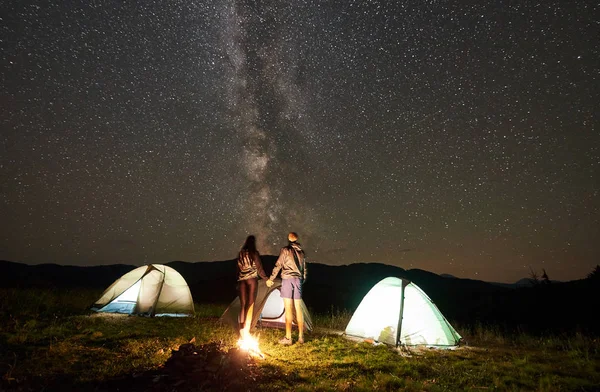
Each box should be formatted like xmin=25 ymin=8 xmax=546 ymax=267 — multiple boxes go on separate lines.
xmin=260 ymin=288 xmax=285 ymax=320
xmin=98 ymin=279 xmax=142 ymax=314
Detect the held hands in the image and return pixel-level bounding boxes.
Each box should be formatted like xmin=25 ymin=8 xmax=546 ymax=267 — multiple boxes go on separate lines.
xmin=266 ymin=279 xmax=274 ymax=288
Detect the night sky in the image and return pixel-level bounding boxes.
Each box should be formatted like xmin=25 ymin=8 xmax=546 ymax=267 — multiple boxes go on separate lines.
xmin=1 ymin=1 xmax=598 ymax=283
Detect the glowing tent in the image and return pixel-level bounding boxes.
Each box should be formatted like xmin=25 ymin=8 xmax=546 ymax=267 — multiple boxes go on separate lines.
xmin=220 ymin=279 xmax=313 ymax=332
xmin=91 ymin=264 xmax=194 ymax=317
xmin=345 ymin=277 xmax=461 ymax=347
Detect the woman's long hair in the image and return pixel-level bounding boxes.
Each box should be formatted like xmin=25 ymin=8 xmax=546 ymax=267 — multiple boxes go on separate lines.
xmin=241 ymin=235 xmax=257 ymax=253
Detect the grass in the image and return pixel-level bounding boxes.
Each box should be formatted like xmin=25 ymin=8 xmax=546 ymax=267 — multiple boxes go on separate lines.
xmin=1 ymin=287 xmax=599 ymax=391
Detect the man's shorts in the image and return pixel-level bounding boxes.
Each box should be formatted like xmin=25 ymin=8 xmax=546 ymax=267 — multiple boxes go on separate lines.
xmin=280 ymin=277 xmax=302 ymax=299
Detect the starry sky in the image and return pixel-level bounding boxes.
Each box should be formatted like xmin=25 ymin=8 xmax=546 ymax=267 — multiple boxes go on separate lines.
xmin=1 ymin=1 xmax=598 ymax=283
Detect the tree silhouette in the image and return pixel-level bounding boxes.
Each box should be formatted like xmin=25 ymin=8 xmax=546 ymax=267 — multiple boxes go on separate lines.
xmin=541 ymin=269 xmax=551 ymax=284
xmin=528 ymin=267 xmax=540 ymax=286
xmin=587 ymin=265 xmax=600 ymax=281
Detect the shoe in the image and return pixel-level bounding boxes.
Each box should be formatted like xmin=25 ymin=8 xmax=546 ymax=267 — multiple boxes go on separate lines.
xmin=278 ymin=337 xmax=292 ymax=345
xmin=297 ymin=337 xmax=305 ymax=344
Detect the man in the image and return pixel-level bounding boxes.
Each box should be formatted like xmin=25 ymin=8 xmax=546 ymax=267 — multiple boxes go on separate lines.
xmin=266 ymin=232 xmax=307 ymax=345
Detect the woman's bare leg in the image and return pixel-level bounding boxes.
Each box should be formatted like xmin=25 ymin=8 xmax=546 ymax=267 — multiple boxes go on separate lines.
xmin=242 ymin=278 xmax=257 ymax=336
xmin=238 ymin=280 xmax=248 ymax=336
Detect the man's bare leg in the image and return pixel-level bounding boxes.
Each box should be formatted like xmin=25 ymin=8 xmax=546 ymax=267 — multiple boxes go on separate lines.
xmin=283 ymin=298 xmax=294 ymax=340
xmin=293 ymin=299 xmax=304 ymax=342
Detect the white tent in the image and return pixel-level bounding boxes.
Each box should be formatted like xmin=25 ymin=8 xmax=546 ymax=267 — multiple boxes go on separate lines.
xmin=345 ymin=277 xmax=461 ymax=347
xmin=220 ymin=279 xmax=312 ymax=332
xmin=91 ymin=264 xmax=194 ymax=317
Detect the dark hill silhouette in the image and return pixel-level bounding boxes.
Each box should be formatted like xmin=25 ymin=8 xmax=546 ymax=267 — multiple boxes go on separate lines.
xmin=440 ymin=273 xmax=457 ymax=279
xmin=1 ymin=259 xmax=597 ymax=335
xmin=0 ymin=260 xmax=134 ymax=289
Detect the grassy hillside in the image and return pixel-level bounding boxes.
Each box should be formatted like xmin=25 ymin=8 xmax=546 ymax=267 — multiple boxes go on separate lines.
xmin=1 ymin=287 xmax=599 ymax=391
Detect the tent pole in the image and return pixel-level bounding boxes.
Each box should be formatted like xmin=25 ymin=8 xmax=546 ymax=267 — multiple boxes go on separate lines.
xmin=133 ymin=265 xmax=154 ymax=315
xmin=151 ymin=267 xmax=166 ymax=317
xmin=395 ymin=279 xmax=409 ymax=348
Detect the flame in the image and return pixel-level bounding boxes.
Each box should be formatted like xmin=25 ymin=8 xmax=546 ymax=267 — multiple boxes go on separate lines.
xmin=237 ymin=333 xmax=265 ymax=359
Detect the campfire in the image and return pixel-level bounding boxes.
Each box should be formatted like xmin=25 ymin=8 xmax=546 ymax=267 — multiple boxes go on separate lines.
xmin=237 ymin=333 xmax=265 ymax=359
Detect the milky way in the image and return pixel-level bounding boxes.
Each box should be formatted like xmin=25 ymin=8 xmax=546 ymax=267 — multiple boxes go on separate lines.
xmin=1 ymin=0 xmax=598 ymax=282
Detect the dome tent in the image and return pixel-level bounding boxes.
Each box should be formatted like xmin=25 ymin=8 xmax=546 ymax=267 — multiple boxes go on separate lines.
xmin=220 ymin=278 xmax=312 ymax=332
xmin=345 ymin=277 xmax=461 ymax=347
xmin=91 ymin=264 xmax=194 ymax=317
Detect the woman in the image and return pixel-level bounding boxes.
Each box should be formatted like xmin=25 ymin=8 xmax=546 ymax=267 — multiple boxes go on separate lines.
xmin=237 ymin=235 xmax=268 ymax=339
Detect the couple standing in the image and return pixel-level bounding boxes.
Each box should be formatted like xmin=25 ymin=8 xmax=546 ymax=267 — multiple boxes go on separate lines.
xmin=237 ymin=232 xmax=307 ymax=345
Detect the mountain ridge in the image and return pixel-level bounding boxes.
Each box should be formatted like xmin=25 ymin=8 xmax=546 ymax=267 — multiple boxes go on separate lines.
xmin=0 ymin=258 xmax=557 ymax=286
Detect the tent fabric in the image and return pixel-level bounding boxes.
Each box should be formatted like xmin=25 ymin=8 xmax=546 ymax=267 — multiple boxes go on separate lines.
xmin=345 ymin=277 xmax=461 ymax=347
xmin=91 ymin=264 xmax=194 ymax=317
xmin=220 ymin=279 xmax=313 ymax=332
